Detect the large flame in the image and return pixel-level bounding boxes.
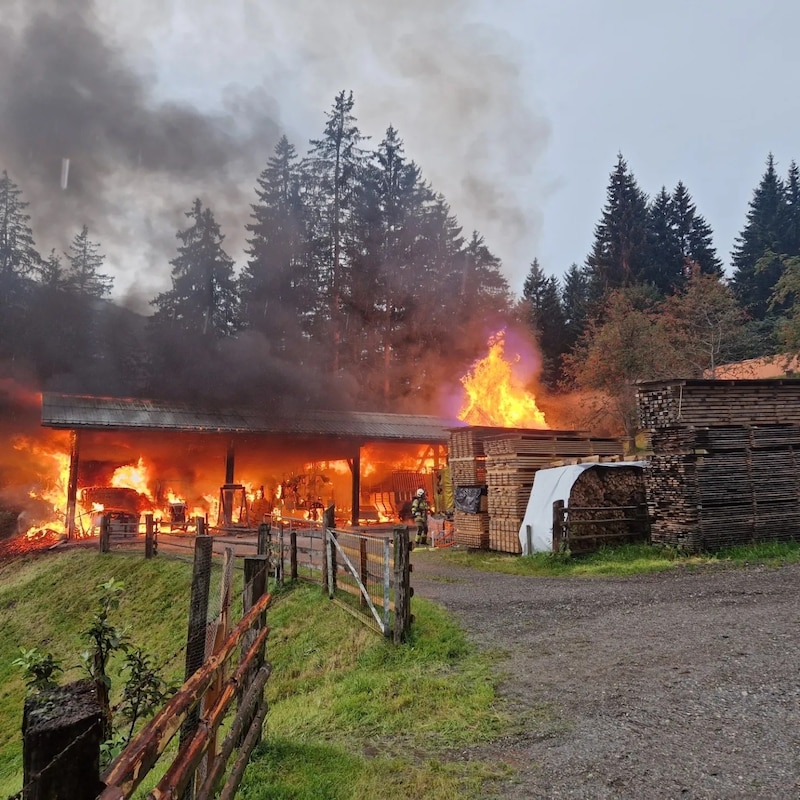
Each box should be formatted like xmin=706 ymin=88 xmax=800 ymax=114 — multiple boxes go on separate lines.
xmin=111 ymin=457 xmax=154 ymax=500
xmin=458 ymin=330 xmax=548 ymax=429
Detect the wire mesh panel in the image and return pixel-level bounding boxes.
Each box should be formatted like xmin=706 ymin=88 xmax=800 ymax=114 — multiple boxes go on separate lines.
xmin=326 ymin=528 xmax=394 ymax=635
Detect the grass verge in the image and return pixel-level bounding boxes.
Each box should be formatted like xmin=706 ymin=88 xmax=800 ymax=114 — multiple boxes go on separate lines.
xmin=0 ymin=550 xmax=514 ymax=799
xmin=435 ymin=540 xmax=800 ymax=577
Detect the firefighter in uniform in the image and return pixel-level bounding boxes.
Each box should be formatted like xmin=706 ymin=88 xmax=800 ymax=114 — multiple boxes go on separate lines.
xmin=411 ymin=487 xmax=430 ymax=547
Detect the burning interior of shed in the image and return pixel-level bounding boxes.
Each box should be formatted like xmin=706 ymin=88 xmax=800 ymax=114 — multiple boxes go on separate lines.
xmin=1 ymin=329 xmax=605 ymax=556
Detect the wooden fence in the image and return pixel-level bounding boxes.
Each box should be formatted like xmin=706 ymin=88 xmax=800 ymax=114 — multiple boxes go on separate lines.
xmin=19 ymin=534 xmax=271 ymax=800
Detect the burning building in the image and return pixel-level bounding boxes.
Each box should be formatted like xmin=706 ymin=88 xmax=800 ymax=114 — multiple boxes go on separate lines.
xmin=34 ymin=392 xmax=457 ymax=539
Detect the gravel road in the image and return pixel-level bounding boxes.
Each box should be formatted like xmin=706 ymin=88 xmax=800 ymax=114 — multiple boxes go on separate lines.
xmin=411 ymin=552 xmax=800 ymax=800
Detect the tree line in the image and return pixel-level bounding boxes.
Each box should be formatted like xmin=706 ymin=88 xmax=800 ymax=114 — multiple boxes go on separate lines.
xmin=2 ymin=91 xmax=800 ymax=429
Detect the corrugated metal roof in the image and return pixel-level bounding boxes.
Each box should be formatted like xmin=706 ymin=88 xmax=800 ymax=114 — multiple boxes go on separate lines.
xmin=41 ymin=393 xmax=464 ymax=444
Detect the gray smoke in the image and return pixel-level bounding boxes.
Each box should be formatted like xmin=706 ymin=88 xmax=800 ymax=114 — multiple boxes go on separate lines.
xmin=0 ymin=0 xmax=548 ymax=309
xmin=0 ymin=0 xmax=280 ymax=309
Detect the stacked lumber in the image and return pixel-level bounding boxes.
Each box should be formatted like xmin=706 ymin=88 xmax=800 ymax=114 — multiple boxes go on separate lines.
xmin=453 ymin=511 xmax=490 ymax=549
xmin=643 ymin=421 xmax=800 ymax=551
xmin=637 ymin=378 xmax=800 ymax=429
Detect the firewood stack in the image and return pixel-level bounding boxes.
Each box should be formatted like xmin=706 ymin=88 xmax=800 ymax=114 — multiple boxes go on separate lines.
xmin=449 ymin=426 xmax=629 ymax=552
xmin=638 ymin=378 xmax=800 ymax=552
xmin=565 ymin=466 xmax=648 ymax=554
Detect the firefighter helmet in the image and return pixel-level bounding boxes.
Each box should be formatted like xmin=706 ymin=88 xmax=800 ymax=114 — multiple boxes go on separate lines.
xmin=416 ymin=488 xmax=425 ymax=497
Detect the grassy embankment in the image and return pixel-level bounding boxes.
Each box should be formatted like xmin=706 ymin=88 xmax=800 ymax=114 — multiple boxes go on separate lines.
xmin=0 ymin=549 xmax=511 ymax=799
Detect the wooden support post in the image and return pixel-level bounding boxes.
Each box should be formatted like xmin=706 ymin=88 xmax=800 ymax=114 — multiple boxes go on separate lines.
xmin=99 ymin=515 xmax=110 ymax=553
xmin=326 ymin=530 xmax=337 ymax=598
xmin=393 ymin=525 xmax=412 ymax=644
xmin=289 ymin=525 xmax=298 ymax=582
xmin=552 ymin=500 xmax=565 ymax=553
xmin=278 ymin=526 xmax=285 ymax=585
xmin=239 ymin=556 xmax=269 ymax=748
xmin=23 ymin=679 xmax=104 ymax=800
xmin=180 ymin=534 xmax=213 ymax=798
xmin=350 ymin=448 xmax=361 ymax=527
xmin=64 ymin=430 xmax=81 ymax=539
xmin=525 ymin=524 xmax=533 ymax=556
xmin=145 ymin=514 xmax=155 ymax=559
xmin=359 ymin=538 xmax=368 ymax=609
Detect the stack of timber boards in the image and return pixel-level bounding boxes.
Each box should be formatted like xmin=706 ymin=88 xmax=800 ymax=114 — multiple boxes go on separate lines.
xmin=637 ymin=378 xmax=800 ymax=429
xmin=449 ymin=427 xmax=498 ymax=548
xmin=645 ymin=423 xmax=800 ymax=552
xmin=484 ymin=431 xmax=625 ymax=554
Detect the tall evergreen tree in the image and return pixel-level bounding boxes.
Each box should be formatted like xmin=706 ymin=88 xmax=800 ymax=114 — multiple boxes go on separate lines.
xmin=521 ymin=258 xmax=565 ymax=386
xmin=64 ymin=225 xmax=113 ymax=298
xmin=645 ymin=187 xmax=683 ymax=294
xmin=561 ymin=263 xmax=591 ymax=352
xmin=305 ymin=90 xmax=369 ymax=370
xmin=731 ymin=154 xmax=787 ymax=318
xmin=242 ymin=135 xmax=312 ymax=349
xmin=152 ymin=199 xmax=241 ymax=337
xmin=670 ymin=181 xmax=722 ymax=279
xmin=0 ymin=170 xmax=39 ymax=305
xmin=782 ymin=161 xmax=800 ymax=255
xmin=586 ymin=154 xmax=650 ymax=303
xmin=38 ymin=249 xmax=67 ymax=289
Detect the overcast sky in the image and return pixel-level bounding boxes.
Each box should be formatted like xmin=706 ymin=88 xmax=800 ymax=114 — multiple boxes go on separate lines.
xmin=4 ymin=0 xmax=799 ymax=304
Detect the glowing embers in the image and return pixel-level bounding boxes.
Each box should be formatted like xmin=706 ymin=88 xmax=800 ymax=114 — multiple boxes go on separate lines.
xmin=458 ymin=330 xmax=548 ymax=429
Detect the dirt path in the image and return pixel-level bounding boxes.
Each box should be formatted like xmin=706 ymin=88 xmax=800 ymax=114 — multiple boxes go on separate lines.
xmin=411 ymin=552 xmax=800 ymax=800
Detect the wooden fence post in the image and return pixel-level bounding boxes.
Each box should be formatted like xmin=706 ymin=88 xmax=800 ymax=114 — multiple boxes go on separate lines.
xmin=99 ymin=515 xmax=110 ymax=553
xmin=257 ymin=523 xmax=271 ymax=556
xmin=145 ymin=514 xmax=155 ymax=559
xmin=552 ymin=500 xmax=565 ymax=553
xmin=239 ymin=556 xmax=269 ymax=748
xmin=289 ymin=524 xmax=298 ymax=582
xmin=23 ymin=679 xmax=104 ymax=800
xmin=393 ymin=526 xmax=412 ymax=644
xmin=326 ymin=530 xmax=337 ymax=598
xmin=359 ymin=538 xmax=368 ymax=609
xmin=180 ymin=534 xmax=213 ymax=798
xmin=278 ymin=526 xmax=285 ymax=585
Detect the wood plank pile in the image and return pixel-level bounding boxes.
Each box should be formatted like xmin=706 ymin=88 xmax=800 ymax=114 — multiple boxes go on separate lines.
xmin=639 ymin=379 xmax=800 ymax=551
xmin=637 ymin=378 xmax=800 ymax=429
xmin=565 ymin=466 xmax=648 ymax=554
xmin=482 ymin=431 xmax=625 ymax=554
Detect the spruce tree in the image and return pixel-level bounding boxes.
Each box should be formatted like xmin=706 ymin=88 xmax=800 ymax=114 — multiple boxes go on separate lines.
xmin=152 ymin=199 xmax=241 ymax=337
xmin=645 ymin=187 xmax=683 ymax=294
xmin=521 ymin=258 xmax=565 ymax=386
xmin=242 ymin=135 xmax=312 ymax=349
xmin=670 ymin=181 xmax=722 ymax=279
xmin=731 ymin=154 xmax=786 ymax=318
xmin=0 ymin=170 xmax=39 ymax=305
xmin=561 ymin=263 xmax=591 ymax=352
xmin=64 ymin=226 xmax=113 ymax=298
xmin=586 ymin=154 xmax=650 ymax=303
xmin=305 ymin=90 xmax=369 ymax=370
xmin=782 ymin=161 xmax=800 ymax=256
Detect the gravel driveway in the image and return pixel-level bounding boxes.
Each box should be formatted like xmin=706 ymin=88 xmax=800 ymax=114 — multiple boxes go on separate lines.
xmin=411 ymin=552 xmax=800 ymax=800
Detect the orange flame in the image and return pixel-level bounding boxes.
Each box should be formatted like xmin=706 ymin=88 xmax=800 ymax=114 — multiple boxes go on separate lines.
xmin=111 ymin=457 xmax=154 ymax=500
xmin=458 ymin=330 xmax=548 ymax=429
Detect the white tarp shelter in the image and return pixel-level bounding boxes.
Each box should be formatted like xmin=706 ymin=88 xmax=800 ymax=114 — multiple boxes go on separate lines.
xmin=518 ymin=462 xmax=647 ymax=555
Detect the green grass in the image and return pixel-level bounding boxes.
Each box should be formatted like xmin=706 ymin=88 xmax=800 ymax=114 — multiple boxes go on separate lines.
xmin=0 ymin=551 xmax=513 ymax=799
xmin=433 ymin=540 xmax=800 ymax=577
